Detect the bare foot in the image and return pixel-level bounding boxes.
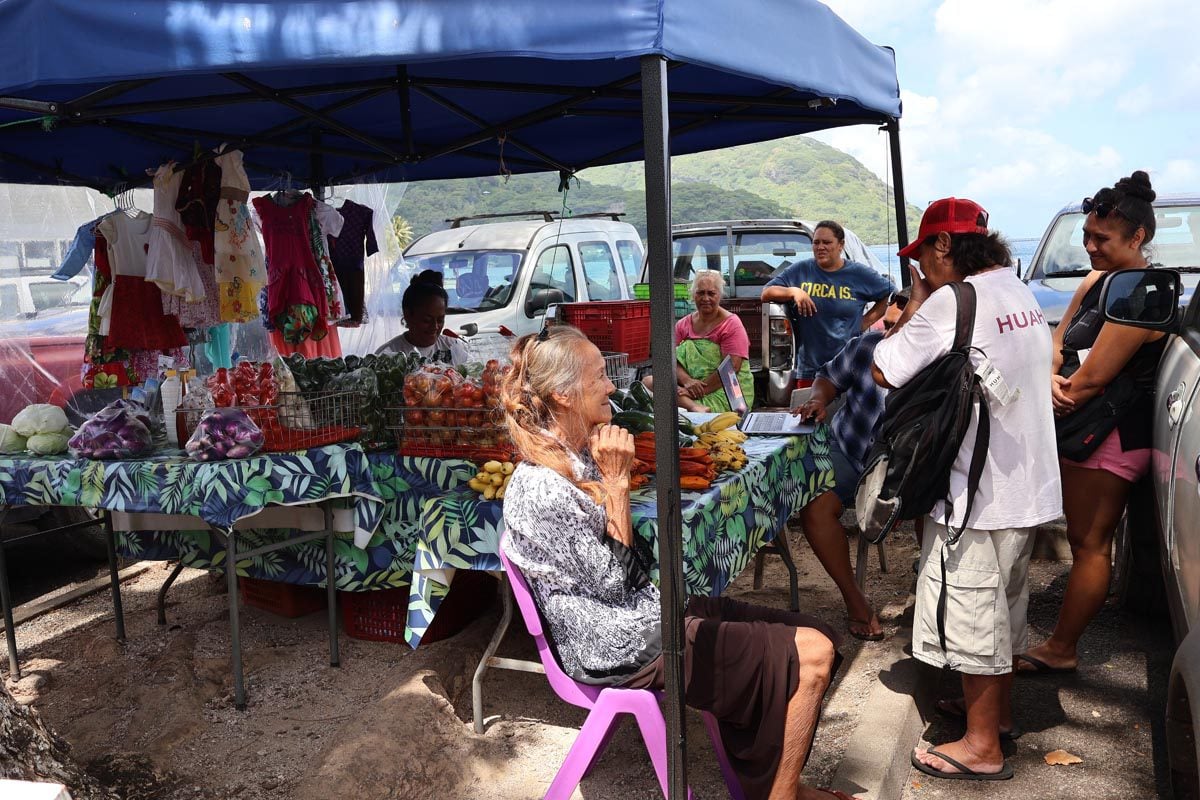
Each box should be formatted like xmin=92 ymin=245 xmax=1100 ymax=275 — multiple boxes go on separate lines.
xmin=913 ymin=738 xmax=1005 ymax=777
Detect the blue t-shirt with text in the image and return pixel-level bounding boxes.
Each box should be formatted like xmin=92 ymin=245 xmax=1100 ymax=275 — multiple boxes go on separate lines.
xmin=765 ymin=258 xmax=893 ymax=379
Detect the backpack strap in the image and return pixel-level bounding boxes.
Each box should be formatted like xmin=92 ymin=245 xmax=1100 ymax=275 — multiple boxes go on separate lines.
xmin=948 ymin=281 xmax=978 ymax=351
xmin=936 ymin=379 xmax=991 ymax=658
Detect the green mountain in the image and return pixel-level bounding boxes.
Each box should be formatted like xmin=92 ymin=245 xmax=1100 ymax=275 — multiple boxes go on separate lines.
xmin=395 ymin=134 xmax=921 ymax=245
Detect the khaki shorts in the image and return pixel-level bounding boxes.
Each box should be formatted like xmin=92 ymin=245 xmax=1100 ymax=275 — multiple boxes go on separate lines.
xmin=911 ymin=519 xmax=1035 ymax=676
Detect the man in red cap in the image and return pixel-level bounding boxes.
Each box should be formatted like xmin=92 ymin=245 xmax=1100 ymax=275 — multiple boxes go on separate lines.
xmin=871 ymin=198 xmax=1062 ymax=781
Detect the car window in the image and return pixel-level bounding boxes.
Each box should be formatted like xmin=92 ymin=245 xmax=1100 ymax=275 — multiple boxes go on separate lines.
xmin=579 ymin=241 xmax=622 ymax=301
xmin=616 ymin=240 xmax=643 ymax=291
xmin=0 ymin=285 xmax=20 ymax=320
xmin=528 ymin=245 xmax=576 ymax=304
xmin=29 ymin=281 xmax=86 ymax=312
xmin=669 ymin=231 xmax=814 ymax=289
xmin=1035 ymin=204 xmax=1200 ymax=278
xmin=405 ymin=250 xmax=523 ymax=312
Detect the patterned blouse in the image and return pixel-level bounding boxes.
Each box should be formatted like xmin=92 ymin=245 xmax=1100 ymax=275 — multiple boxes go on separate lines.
xmin=503 ymin=450 xmax=662 ymax=685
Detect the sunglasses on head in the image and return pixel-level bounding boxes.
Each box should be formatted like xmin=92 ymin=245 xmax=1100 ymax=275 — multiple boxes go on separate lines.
xmin=1082 ymin=196 xmax=1125 ymax=219
xmin=889 ymin=293 xmax=908 ymax=310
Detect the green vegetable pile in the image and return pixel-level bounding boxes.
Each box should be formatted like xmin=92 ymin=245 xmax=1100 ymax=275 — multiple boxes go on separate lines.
xmin=284 ymin=353 xmax=423 ymax=448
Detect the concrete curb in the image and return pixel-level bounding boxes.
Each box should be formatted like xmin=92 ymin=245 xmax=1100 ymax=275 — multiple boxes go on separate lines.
xmin=829 ymin=625 xmax=935 ymax=800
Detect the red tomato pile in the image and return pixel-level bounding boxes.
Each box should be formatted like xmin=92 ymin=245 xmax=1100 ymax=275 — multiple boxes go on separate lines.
xmin=399 ymin=361 xmax=512 ymax=452
xmin=207 ymin=362 xmax=280 ymax=408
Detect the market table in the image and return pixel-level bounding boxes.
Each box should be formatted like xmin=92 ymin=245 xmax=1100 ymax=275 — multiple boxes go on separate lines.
xmin=403 ymin=426 xmax=836 ymax=731
xmin=0 ymin=443 xmax=385 ymax=708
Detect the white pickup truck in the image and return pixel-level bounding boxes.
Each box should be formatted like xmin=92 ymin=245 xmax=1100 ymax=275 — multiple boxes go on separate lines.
xmin=1101 ymin=268 xmax=1200 ymax=797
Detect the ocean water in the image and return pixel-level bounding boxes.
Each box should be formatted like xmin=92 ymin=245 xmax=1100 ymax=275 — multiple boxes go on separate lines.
xmin=867 ymin=237 xmax=1040 ymax=283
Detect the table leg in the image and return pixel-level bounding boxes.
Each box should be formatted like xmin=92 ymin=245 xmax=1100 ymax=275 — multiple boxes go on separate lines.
xmin=104 ymin=512 xmax=125 ymax=641
xmin=855 ymin=535 xmax=869 ymax=591
xmin=156 ymin=561 xmax=187 ymax=625
xmin=325 ymin=504 xmax=340 ymax=669
xmin=472 ymin=574 xmax=513 ymax=734
xmin=223 ymin=529 xmax=246 ymax=711
xmin=773 ymin=525 xmax=800 ymax=612
xmin=0 ymin=507 xmax=19 ymax=679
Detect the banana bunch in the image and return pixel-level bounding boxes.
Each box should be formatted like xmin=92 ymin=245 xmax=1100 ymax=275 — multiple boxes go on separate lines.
xmin=694 ymin=412 xmax=742 ymax=435
xmin=468 ymin=460 xmax=516 ymax=501
xmin=693 ymin=412 xmax=749 ymax=471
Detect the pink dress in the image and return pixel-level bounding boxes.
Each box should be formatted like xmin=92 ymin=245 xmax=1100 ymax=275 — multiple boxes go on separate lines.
xmin=253 ymin=193 xmax=329 ymax=344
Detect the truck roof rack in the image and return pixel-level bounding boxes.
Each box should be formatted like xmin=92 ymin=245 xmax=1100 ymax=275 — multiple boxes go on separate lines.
xmin=445 ymin=210 xmax=626 ymax=228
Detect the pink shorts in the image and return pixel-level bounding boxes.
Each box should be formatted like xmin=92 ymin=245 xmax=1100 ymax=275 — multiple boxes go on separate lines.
xmin=1062 ymin=427 xmax=1150 ymax=483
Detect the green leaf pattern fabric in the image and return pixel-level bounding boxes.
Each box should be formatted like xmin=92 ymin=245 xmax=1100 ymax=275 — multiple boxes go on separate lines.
xmin=405 ymin=427 xmax=835 ymax=647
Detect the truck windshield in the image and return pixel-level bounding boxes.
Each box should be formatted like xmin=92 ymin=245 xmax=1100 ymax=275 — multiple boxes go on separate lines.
xmin=404 ymin=250 xmax=524 ymax=313
xmin=671 ymin=231 xmax=814 ymax=288
xmin=1034 ymin=204 xmax=1200 ymax=277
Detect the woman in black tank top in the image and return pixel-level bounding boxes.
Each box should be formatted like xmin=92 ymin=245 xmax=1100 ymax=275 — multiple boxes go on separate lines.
xmin=1017 ymin=172 xmax=1167 ymax=676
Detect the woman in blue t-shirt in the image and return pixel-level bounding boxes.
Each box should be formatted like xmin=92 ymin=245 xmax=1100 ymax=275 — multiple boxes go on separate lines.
xmin=761 ymin=220 xmax=894 ymax=387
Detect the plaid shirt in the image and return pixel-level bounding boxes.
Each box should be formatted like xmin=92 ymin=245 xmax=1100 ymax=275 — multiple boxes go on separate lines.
xmin=816 ymin=330 xmax=887 ymax=473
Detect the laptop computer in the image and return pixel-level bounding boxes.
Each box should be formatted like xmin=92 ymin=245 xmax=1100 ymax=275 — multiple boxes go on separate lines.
xmin=715 ymin=356 xmax=815 ymax=436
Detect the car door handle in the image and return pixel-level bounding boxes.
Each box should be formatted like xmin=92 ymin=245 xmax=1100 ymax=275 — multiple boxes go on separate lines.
xmin=1168 ymin=383 xmax=1186 ymax=428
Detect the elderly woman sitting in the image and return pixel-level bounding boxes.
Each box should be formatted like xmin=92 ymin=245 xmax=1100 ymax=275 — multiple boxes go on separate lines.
xmin=642 ymin=270 xmax=755 ymax=412
xmin=500 ymin=325 xmax=846 ymax=800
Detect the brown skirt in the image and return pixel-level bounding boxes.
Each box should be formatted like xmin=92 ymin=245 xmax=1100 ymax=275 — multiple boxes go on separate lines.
xmin=622 ymin=596 xmax=842 ymax=800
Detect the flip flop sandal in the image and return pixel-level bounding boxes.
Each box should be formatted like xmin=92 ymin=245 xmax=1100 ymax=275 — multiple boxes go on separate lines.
xmin=1015 ymin=653 xmax=1077 ymax=675
xmin=910 ymin=748 xmax=1014 ymax=781
xmin=933 ymin=698 xmax=1023 ymax=740
xmin=847 ymin=617 xmax=885 ymax=641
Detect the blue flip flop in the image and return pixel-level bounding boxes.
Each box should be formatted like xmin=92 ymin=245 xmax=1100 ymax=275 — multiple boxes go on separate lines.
xmin=911 ymin=748 xmax=1014 ymax=781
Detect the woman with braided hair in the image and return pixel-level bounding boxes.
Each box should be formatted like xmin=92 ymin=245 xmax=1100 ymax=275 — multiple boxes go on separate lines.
xmin=1018 ymin=171 xmax=1168 ymax=675
xmin=499 ymin=324 xmax=853 ymax=800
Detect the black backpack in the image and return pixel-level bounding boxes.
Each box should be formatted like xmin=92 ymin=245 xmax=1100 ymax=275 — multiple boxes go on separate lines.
xmin=853 ymin=282 xmax=991 ymax=546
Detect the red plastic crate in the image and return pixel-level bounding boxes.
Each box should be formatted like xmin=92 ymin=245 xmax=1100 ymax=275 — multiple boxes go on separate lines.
xmin=239 ymin=577 xmax=327 ymax=618
xmin=560 ymin=300 xmax=652 ymax=363
xmin=340 ymin=570 xmax=498 ymax=645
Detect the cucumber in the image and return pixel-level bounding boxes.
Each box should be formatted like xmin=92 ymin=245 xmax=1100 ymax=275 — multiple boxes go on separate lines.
xmin=611 ymin=410 xmax=656 ymax=434
xmin=610 ymin=388 xmax=635 ymax=411
xmin=677 ymin=413 xmax=695 ymax=436
xmin=628 ymin=380 xmax=655 ymax=412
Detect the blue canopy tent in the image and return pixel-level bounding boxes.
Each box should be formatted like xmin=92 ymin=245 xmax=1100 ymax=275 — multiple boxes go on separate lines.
xmin=0 ymin=1 xmax=906 ymax=794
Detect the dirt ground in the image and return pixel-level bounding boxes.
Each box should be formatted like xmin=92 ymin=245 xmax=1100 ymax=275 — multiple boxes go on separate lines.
xmin=5 ymin=521 xmax=925 ymax=800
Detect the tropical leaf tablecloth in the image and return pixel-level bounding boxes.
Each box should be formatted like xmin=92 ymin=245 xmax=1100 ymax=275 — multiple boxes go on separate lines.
xmin=405 ymin=426 xmax=835 ymax=647
xmin=0 ymin=446 xmax=478 ymax=591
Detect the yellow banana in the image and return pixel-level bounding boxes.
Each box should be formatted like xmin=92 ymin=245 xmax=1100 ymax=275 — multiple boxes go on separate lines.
xmin=704 ymin=412 xmax=741 ymax=433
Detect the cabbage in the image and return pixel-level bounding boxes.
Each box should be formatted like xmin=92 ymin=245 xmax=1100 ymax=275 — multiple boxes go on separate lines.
xmin=27 ymin=431 xmax=70 ymax=455
xmin=0 ymin=424 xmax=27 ymax=454
xmin=12 ymin=404 xmax=69 ymax=437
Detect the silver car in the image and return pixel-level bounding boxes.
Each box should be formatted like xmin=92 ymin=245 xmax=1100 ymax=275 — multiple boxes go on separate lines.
xmin=1102 ymin=268 xmax=1200 ymax=797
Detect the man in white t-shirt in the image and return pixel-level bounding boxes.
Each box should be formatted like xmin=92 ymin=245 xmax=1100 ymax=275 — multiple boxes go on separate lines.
xmin=871 ymin=198 xmax=1062 ymax=782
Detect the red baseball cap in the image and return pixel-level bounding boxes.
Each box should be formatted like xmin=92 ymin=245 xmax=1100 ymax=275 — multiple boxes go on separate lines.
xmin=897 ymin=197 xmax=990 ymax=259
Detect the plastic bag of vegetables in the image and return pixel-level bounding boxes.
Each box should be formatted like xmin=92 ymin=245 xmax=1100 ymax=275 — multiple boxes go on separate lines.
xmin=184 ymin=408 xmax=265 ymax=461
xmin=69 ymin=401 xmax=154 ymax=460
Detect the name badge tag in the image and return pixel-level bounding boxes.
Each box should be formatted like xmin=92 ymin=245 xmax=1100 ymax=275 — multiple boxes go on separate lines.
xmin=976 ymin=357 xmax=1020 ymax=406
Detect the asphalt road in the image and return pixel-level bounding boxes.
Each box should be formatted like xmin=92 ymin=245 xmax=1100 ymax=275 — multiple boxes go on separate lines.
xmin=901 ymin=558 xmax=1175 ymax=800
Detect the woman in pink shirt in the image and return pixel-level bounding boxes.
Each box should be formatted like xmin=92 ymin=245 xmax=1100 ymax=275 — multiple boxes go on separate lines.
xmin=642 ymin=270 xmax=755 ymax=411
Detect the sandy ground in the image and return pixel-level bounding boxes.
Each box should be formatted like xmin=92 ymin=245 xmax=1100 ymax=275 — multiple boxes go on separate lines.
xmin=6 ymin=521 xmax=923 ymax=799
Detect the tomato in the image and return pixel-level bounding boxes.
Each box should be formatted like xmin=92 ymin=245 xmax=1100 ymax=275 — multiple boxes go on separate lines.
xmin=407 ymin=410 xmax=425 ymax=426
xmin=428 ymin=410 xmax=446 ymax=425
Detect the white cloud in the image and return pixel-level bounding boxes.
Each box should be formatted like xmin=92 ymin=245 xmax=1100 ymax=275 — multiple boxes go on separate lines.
xmin=817 ymin=0 xmax=1200 ymax=234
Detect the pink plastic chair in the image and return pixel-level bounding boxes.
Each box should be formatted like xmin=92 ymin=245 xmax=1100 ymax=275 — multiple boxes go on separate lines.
xmin=498 ymin=537 xmax=745 ymax=800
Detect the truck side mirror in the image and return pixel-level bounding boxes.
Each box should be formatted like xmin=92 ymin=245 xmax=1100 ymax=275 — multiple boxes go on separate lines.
xmin=1100 ymin=268 xmax=1181 ymax=332
xmin=525 ymin=287 xmax=565 ymax=317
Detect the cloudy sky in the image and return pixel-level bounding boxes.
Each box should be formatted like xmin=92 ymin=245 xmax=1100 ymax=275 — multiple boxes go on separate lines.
xmin=811 ymin=0 xmax=1200 ymax=239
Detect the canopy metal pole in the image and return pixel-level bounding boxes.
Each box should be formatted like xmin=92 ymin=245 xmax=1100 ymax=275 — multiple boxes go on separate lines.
xmin=640 ymin=54 xmax=688 ymax=799
xmin=887 ymin=119 xmax=912 ymax=282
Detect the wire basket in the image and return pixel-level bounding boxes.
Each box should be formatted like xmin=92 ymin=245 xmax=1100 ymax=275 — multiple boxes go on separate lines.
xmin=177 ymin=389 xmax=366 ymax=453
xmin=386 ymin=405 xmax=517 ymax=461
xmin=602 ymin=352 xmax=632 ymax=389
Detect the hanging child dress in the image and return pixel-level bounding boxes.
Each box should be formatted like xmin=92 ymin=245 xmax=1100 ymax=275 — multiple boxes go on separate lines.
xmin=146 ymin=163 xmax=206 ymax=302
xmin=213 ymin=148 xmax=265 ymax=323
xmin=96 ymin=212 xmax=187 ymax=352
xmin=253 ymin=192 xmax=329 ymax=344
